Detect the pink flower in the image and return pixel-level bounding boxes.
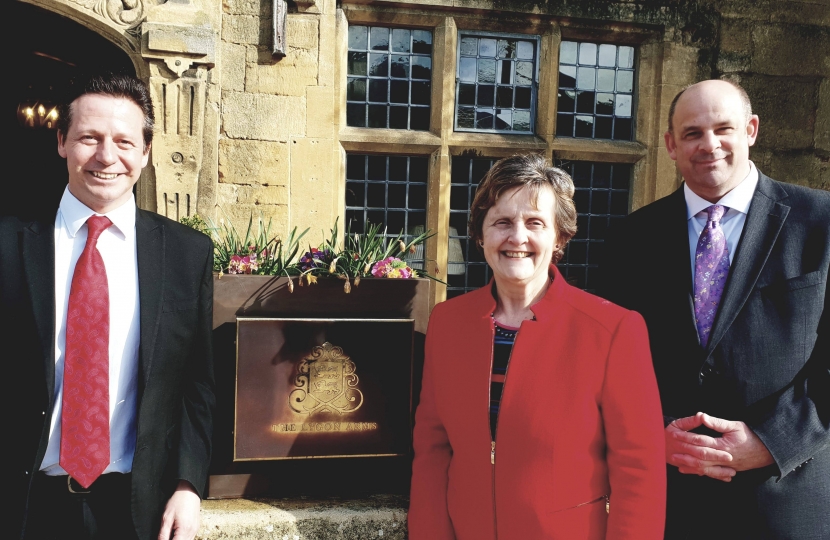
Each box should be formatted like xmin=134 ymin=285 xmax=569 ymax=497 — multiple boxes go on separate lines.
xmin=371 ymin=257 xmax=415 ymax=278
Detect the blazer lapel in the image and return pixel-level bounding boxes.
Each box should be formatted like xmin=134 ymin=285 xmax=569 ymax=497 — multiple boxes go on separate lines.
xmin=136 ymin=210 xmax=165 ymax=388
xmin=22 ymin=218 xmax=58 ymax=402
xmin=707 ymin=174 xmax=789 ymax=353
xmin=662 ymin=187 xmax=698 ymax=339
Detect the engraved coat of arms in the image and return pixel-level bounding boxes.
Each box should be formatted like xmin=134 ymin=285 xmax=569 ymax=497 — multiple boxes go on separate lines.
xmin=289 ymin=342 xmax=364 ymax=414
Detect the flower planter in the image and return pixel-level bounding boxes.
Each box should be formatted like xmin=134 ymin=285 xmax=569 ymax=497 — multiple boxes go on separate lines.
xmin=208 ymin=274 xmax=432 ymax=499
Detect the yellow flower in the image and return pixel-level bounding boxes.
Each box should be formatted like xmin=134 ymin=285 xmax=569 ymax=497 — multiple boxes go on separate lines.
xmin=344 ymin=280 xmax=352 ymax=294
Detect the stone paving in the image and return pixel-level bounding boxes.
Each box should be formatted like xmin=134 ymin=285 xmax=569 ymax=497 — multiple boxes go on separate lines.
xmin=198 ymin=495 xmax=408 ymax=540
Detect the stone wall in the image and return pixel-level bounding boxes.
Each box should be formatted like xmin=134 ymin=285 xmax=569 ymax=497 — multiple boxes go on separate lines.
xmin=21 ymin=0 xmax=830 ymax=240
xmin=208 ymin=0 xmax=829 ymax=240
xmin=217 ymin=0 xmax=339 ymax=242
xmin=712 ymin=0 xmax=830 ymax=191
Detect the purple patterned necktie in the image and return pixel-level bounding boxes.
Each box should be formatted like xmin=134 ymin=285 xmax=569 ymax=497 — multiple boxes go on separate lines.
xmin=693 ymin=205 xmax=730 ymax=349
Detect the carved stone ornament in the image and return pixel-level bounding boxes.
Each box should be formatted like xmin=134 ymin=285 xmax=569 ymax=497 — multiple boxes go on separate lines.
xmin=289 ymin=342 xmax=364 ymax=415
xmin=68 ymin=0 xmax=150 ymax=27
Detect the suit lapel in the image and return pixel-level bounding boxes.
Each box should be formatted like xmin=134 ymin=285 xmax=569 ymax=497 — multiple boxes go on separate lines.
xmin=22 ymin=218 xmax=58 ymax=402
xmin=662 ymin=187 xmax=698 ymax=338
xmin=707 ymin=174 xmax=789 ymax=353
xmin=136 ymin=210 xmax=165 ymax=388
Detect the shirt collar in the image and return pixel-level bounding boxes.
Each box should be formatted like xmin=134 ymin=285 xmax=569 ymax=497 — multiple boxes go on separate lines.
xmin=58 ymin=187 xmax=136 ymax=240
xmin=684 ymin=161 xmax=758 ymax=220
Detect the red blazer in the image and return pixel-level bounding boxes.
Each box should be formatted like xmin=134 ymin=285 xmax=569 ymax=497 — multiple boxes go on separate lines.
xmin=410 ymin=266 xmax=666 ymax=539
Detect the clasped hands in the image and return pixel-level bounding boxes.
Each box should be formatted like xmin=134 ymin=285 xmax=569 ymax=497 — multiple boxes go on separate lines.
xmin=666 ymin=412 xmax=774 ymax=482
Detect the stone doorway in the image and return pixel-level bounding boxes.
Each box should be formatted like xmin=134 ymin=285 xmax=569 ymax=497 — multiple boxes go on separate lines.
xmin=3 ymin=2 xmax=134 ymax=219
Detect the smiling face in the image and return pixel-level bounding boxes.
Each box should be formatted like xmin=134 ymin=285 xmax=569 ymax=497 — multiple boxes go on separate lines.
xmin=482 ymin=185 xmax=558 ymax=293
xmin=665 ymin=80 xmax=759 ymax=203
xmin=58 ymin=94 xmax=150 ymax=214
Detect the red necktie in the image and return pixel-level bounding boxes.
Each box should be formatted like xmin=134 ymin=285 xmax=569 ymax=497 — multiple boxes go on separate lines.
xmin=60 ymin=215 xmax=112 ymax=488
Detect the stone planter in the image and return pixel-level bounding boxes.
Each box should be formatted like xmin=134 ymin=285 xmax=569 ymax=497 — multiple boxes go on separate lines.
xmin=208 ymin=274 xmax=432 ymax=499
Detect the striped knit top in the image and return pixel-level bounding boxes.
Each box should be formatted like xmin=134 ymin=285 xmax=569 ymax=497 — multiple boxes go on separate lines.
xmin=490 ymin=322 xmax=519 ymax=441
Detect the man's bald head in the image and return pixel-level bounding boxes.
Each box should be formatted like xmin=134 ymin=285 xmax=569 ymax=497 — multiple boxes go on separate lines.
xmin=668 ymin=80 xmax=752 ymax=133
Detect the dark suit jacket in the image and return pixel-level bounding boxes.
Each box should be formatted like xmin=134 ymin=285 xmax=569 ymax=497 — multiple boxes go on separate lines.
xmin=2 ymin=208 xmax=215 ymax=540
xmin=601 ymin=172 xmax=830 ymax=539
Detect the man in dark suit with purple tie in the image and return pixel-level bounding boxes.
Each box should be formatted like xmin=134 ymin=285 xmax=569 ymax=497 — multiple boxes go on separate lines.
xmin=602 ymin=80 xmax=829 ymax=539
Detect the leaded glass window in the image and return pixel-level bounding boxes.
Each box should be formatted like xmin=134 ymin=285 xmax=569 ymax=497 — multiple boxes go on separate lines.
xmin=347 ymin=26 xmax=433 ymax=130
xmin=345 ymin=154 xmax=429 ymax=266
xmin=455 ymin=32 xmax=539 ymax=134
xmin=556 ymin=41 xmax=635 ymax=140
xmin=446 ymin=157 xmax=497 ymax=298
xmin=556 ymin=160 xmax=631 ymax=292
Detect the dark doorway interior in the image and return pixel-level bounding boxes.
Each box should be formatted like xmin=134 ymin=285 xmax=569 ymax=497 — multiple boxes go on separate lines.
xmin=3 ymin=2 xmax=134 ymax=219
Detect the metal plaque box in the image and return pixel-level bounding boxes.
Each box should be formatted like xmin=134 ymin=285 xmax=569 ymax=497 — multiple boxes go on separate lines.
xmin=235 ymin=318 xmax=414 ymax=460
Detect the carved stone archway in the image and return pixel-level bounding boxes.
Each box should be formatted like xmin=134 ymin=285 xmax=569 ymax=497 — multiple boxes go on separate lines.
xmin=18 ymin=0 xmax=220 ymax=220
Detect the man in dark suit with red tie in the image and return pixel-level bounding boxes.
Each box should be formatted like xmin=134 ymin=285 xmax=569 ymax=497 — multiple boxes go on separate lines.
xmin=2 ymin=74 xmax=215 ymax=540
xmin=602 ymin=80 xmax=829 ymax=539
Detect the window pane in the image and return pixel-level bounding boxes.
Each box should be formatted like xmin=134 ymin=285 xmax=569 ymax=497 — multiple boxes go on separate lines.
xmin=555 ymin=160 xmax=632 ymax=293
xmin=411 ymin=56 xmax=431 ymax=80
xmin=556 ymin=41 xmax=636 ymax=141
xmin=370 ymin=27 xmax=389 ymax=50
xmin=413 ymin=30 xmax=432 ymax=54
xmin=456 ymin=32 xmax=539 ymax=134
xmin=348 ymin=24 xmax=432 ymax=130
xmin=368 ymin=79 xmax=387 ymax=102
xmin=447 ymin=157 xmax=497 ymax=297
xmin=369 ymin=53 xmax=389 ymax=76
xmin=479 ymin=38 xmax=497 ymax=57
xmin=560 ymin=41 xmax=577 ymax=64
xmin=345 ymin=154 xmax=429 ymax=268
xmin=391 ymin=28 xmax=411 ymax=53
xmin=349 ymin=26 xmax=368 ymax=50
xmin=578 ymin=43 xmax=597 ymax=65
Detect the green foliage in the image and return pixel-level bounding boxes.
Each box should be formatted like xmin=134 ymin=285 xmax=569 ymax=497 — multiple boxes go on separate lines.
xmin=179 ymin=214 xmax=210 ymax=236
xmin=200 ymin=211 xmax=442 ymax=287
xmin=298 ymin=217 xmax=444 ymax=283
xmin=208 ymin=213 xmax=308 ymax=276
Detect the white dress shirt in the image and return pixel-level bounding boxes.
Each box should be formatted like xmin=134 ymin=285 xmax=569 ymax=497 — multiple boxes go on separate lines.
xmin=685 ymin=162 xmax=759 ymax=285
xmin=41 ymin=188 xmax=140 ymax=475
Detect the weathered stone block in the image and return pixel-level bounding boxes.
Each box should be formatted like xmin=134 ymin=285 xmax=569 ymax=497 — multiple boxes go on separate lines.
xmin=288 ymin=17 xmax=319 ymax=51
xmin=219 ymin=203 xmax=290 ymax=241
xmin=740 ymin=76 xmax=818 ymax=150
xmin=221 ymin=41 xmax=247 ymax=91
xmin=816 ymin=79 xmax=830 ymax=153
xmin=219 ymin=139 xmax=290 ymax=184
xmin=763 ymin=151 xmax=829 ymax=191
xmin=223 ymin=0 xmax=270 ymax=16
xmin=751 ymin=23 xmax=830 ymax=77
xmin=718 ymin=16 xmax=752 ymax=54
xmin=222 ymin=14 xmax=261 ymax=45
xmin=246 ymin=48 xmax=318 ymax=95
xmin=216 ymin=183 xmax=241 ymax=207
xmin=661 ymin=43 xmax=701 ymax=86
xmin=306 ymin=86 xmax=335 ymax=139
xmin=717 ymin=51 xmax=750 ymax=73
xmin=222 ymin=91 xmax=305 ymax=142
xmin=317 ymin=12 xmax=337 ymax=87
xmin=769 ymin=2 xmax=830 ymax=28
xmin=290 ymin=138 xmax=338 ymax=243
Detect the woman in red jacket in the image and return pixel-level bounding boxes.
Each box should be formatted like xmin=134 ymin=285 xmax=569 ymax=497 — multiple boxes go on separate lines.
xmin=409 ymin=154 xmax=666 ymax=539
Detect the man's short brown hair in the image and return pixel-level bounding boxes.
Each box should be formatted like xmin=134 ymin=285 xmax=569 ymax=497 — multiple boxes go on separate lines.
xmin=58 ymin=73 xmax=154 ymax=149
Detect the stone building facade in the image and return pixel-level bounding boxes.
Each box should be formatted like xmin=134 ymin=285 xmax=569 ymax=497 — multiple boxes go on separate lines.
xmin=14 ymin=0 xmax=830 ymax=304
